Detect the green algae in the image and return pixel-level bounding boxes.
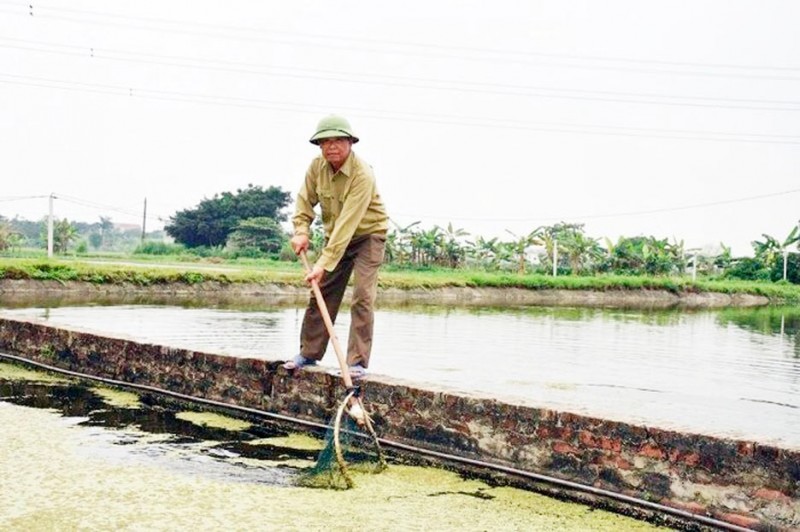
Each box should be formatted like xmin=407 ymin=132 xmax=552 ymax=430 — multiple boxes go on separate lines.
xmin=0 ymin=361 xmax=67 ymax=384
xmin=174 ymin=410 xmax=252 ymax=432
xmin=0 ymin=368 xmax=673 ymax=531
xmin=0 ymin=401 xmax=668 ymax=531
xmin=91 ymin=386 xmax=142 ymax=409
xmin=250 ymin=433 xmax=326 ymax=451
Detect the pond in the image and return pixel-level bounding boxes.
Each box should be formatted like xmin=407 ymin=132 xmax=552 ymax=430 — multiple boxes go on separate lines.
xmin=2 ymin=302 xmax=799 ymax=449
xmin=0 ymin=362 xmax=666 ymax=531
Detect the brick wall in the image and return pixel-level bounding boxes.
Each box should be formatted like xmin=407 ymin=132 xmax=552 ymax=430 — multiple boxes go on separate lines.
xmin=1 ymin=316 xmax=797 ymax=530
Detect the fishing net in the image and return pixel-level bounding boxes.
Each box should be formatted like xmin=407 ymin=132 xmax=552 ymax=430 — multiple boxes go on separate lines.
xmin=298 ymin=388 xmax=387 ymax=489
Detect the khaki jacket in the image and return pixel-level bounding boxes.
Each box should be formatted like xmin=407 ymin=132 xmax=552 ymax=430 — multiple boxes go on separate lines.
xmin=292 ymin=151 xmax=388 ymax=271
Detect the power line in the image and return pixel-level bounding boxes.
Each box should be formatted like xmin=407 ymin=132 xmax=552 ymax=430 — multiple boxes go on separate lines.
xmin=3 ymin=37 xmax=800 ymax=112
xmin=0 ymin=192 xmax=170 ymax=225
xmin=2 ymin=73 xmax=799 ymax=146
xmin=4 ymin=1 xmax=800 ymax=81
xmin=392 ymin=187 xmax=800 ymax=224
xmin=0 ymin=194 xmax=50 ymax=202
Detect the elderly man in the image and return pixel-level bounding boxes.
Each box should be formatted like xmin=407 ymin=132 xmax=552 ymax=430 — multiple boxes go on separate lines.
xmin=283 ymin=115 xmax=389 ymax=378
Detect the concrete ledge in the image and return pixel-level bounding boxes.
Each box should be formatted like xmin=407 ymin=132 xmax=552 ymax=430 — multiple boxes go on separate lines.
xmin=0 ymin=316 xmax=796 ymax=530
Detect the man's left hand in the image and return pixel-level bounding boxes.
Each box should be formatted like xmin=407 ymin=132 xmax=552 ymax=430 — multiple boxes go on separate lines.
xmin=305 ymin=264 xmax=325 ymax=285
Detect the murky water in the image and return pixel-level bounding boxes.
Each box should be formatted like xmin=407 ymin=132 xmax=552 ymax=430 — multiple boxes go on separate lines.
xmin=2 ymin=303 xmax=799 ymax=449
xmin=0 ymin=362 xmax=667 ymax=531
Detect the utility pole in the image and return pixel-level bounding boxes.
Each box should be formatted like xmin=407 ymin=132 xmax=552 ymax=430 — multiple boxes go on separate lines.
xmin=552 ymin=239 xmax=558 ymax=277
xmin=141 ymin=197 xmax=147 ymax=243
xmin=47 ymin=193 xmax=54 ymax=258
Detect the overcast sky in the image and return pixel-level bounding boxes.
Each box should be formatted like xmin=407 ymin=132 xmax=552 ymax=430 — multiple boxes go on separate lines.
xmin=1 ymin=0 xmax=798 ymax=257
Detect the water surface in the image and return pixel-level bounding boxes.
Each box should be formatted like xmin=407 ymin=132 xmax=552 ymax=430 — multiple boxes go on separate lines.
xmin=2 ymin=303 xmax=799 ymax=448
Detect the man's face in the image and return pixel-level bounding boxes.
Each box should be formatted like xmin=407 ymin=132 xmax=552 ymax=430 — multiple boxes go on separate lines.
xmin=319 ymin=137 xmax=352 ymax=169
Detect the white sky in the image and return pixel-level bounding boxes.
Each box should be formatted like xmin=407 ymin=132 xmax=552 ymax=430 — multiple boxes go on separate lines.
xmin=1 ymin=0 xmax=798 ymax=257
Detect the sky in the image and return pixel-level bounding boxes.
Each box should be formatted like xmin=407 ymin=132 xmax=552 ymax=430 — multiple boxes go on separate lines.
xmin=1 ymin=0 xmax=799 ymax=257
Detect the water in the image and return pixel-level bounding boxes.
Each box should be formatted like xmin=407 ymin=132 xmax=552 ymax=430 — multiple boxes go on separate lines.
xmin=2 ymin=303 xmax=799 ymax=449
xmin=0 ymin=364 xmax=666 ymax=531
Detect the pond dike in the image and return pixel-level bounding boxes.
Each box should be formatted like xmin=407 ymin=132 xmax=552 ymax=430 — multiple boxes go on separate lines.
xmin=1 ymin=315 xmax=797 ymax=531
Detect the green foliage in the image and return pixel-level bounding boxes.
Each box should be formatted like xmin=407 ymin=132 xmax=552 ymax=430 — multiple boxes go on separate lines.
xmin=600 ymin=235 xmax=682 ymax=276
xmin=38 ymin=218 xmax=79 ymax=254
xmin=770 ymin=252 xmax=800 ymax=284
xmin=88 ymin=233 xmax=103 ymax=249
xmin=165 ymin=184 xmax=291 ymax=248
xmin=0 ymin=219 xmax=18 ymax=251
xmin=724 ymin=257 xmax=771 ymax=281
xmin=180 ymin=271 xmax=206 ymax=284
xmin=135 ymin=241 xmax=187 ymax=256
xmin=226 ymin=217 xmax=288 ymax=255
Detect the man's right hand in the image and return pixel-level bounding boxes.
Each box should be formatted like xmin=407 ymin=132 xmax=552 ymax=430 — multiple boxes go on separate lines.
xmin=290 ymin=234 xmax=310 ymax=255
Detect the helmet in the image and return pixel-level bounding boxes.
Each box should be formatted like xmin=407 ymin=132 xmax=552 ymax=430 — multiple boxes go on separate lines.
xmin=309 ymin=115 xmax=359 ymax=145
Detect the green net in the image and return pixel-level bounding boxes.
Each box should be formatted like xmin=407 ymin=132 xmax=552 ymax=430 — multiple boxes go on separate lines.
xmin=297 ymin=391 xmax=387 ymax=490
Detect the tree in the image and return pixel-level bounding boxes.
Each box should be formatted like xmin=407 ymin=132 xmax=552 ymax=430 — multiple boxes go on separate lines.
xmin=560 ymin=231 xmax=603 ymax=275
xmin=386 ymin=220 xmax=420 ymax=266
xmin=504 ymin=229 xmax=542 ymax=274
xmin=0 ymin=218 xmax=18 ymax=251
xmin=469 ymin=236 xmax=501 ymax=270
xmin=165 ymin=185 xmax=291 ymax=248
xmin=753 ymin=226 xmax=800 ymax=282
xmin=99 ymin=216 xmax=114 ymax=249
xmin=602 ymin=235 xmax=682 ymax=275
xmin=751 ymin=233 xmax=784 ymax=271
xmin=40 ymin=218 xmax=78 ymax=254
xmin=226 ymin=217 xmax=287 ymax=255
xmin=534 ymin=222 xmax=587 ymax=274
xmin=437 ymin=223 xmax=470 ymax=268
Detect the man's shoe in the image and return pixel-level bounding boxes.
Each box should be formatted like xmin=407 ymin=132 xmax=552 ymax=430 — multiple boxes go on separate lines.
xmin=282 ymin=354 xmax=317 ymax=370
xmin=347 ymin=364 xmax=367 ymax=379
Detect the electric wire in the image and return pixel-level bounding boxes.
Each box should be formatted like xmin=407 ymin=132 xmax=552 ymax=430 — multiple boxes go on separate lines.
xmin=3 ymin=37 xmax=800 ymax=112
xmin=392 ymin=187 xmax=800 ymax=224
xmin=0 ymin=195 xmax=50 ymax=202
xmin=0 ymin=192 xmax=170 ymax=227
xmin=2 ymin=73 xmax=799 ymax=146
xmin=3 ymin=0 xmax=800 ymax=81
xmin=55 ymin=193 xmax=169 ymax=224
xmin=3 ymin=186 xmax=798 ymax=230
xmin=0 ymin=349 xmax=753 ymax=532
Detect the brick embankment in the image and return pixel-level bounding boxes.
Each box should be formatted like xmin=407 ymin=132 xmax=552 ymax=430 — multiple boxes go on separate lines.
xmin=0 ymin=316 xmax=796 ymax=530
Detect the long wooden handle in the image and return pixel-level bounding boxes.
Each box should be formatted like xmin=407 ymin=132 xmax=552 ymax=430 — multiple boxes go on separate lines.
xmin=300 ymin=251 xmax=354 ymax=390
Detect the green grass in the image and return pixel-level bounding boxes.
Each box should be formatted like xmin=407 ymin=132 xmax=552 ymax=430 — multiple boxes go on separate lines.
xmin=1 ymin=255 xmax=799 ymax=304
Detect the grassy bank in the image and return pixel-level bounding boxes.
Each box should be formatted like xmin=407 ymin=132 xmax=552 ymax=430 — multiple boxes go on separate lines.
xmin=1 ymin=256 xmax=799 ymax=304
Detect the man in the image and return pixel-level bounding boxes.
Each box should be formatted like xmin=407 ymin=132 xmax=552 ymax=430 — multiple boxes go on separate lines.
xmin=283 ymin=115 xmax=388 ymax=378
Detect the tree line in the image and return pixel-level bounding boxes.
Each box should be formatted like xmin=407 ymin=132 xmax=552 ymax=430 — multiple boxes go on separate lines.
xmin=1 ymin=184 xmax=798 ymax=283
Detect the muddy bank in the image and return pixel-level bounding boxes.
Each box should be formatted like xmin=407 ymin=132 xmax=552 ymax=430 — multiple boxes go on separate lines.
xmin=0 ymin=279 xmax=771 ymax=309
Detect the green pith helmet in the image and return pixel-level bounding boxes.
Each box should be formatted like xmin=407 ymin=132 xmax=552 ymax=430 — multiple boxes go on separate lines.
xmin=309 ymin=115 xmax=359 ymax=145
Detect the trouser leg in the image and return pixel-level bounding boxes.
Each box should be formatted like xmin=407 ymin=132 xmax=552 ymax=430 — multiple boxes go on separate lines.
xmin=347 ymin=234 xmax=385 ymax=368
xmin=299 ymin=250 xmax=354 ymax=361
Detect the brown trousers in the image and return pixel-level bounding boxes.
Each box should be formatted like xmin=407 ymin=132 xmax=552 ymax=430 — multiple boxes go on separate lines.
xmin=300 ymin=233 xmax=386 ymax=368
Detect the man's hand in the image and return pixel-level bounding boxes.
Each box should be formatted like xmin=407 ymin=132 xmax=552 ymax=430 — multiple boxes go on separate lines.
xmin=305 ymin=264 xmax=325 ymax=285
xmin=290 ymin=234 xmax=309 ymax=255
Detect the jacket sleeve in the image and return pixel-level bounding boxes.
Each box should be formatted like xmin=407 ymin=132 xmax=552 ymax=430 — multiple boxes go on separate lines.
xmin=292 ymin=162 xmax=318 ymax=237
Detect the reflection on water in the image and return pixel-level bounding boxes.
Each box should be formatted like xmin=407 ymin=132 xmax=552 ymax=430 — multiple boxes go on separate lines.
xmin=2 ymin=303 xmax=799 ymax=449
xmin=718 ymin=306 xmax=800 ymax=357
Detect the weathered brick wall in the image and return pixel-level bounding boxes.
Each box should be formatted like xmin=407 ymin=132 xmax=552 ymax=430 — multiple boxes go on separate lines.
xmin=1 ymin=316 xmax=797 ymax=530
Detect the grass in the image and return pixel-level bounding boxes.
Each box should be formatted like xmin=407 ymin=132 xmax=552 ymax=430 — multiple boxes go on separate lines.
xmin=1 ymin=255 xmax=799 ymax=304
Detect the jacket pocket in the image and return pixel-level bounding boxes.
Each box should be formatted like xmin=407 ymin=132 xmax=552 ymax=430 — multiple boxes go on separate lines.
xmin=318 ymin=187 xmax=336 ymax=223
